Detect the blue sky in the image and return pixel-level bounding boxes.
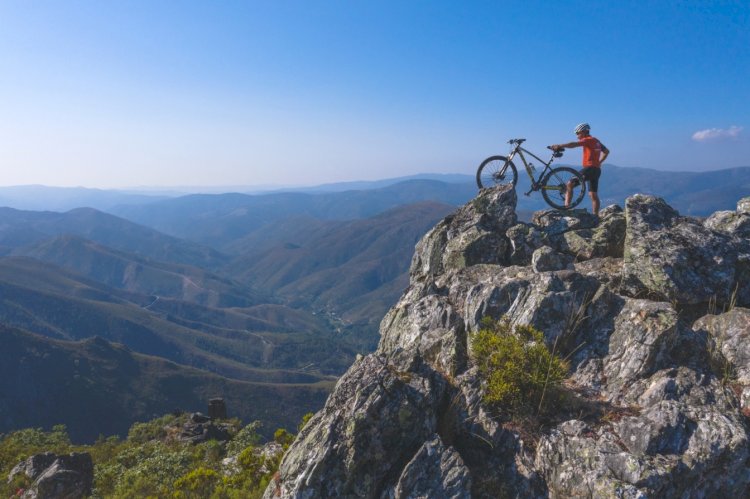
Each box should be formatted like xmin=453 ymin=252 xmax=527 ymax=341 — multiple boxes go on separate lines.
xmin=0 ymin=1 xmax=748 ymax=188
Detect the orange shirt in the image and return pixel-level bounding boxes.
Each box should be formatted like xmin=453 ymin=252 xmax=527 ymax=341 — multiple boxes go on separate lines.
xmin=579 ymin=135 xmax=605 ymax=168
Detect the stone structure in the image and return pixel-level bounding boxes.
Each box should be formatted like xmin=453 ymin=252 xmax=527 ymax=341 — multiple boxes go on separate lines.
xmin=208 ymin=397 xmax=227 ymax=419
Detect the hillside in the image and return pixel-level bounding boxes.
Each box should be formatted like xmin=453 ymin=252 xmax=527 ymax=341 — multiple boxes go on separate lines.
xmin=104 ymin=168 xmax=750 ymax=246
xmin=224 ymin=202 xmax=454 ymax=348
xmin=0 ymin=257 xmax=350 ymax=380
xmin=0 ymin=326 xmax=331 ymax=442
xmin=0 ymin=207 xmax=226 ymax=269
xmin=13 ymin=234 xmax=264 ymax=308
xmin=108 ymin=180 xmax=477 ymax=248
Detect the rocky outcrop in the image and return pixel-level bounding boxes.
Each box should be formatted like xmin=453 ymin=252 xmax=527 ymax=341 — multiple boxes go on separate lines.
xmin=265 ymin=188 xmax=750 ymax=498
xmin=178 ymin=412 xmax=234 ymax=444
xmin=8 ymin=452 xmax=93 ymax=499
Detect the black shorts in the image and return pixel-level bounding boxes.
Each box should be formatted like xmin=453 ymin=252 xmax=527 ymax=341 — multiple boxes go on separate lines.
xmin=573 ymin=167 xmax=601 ymax=193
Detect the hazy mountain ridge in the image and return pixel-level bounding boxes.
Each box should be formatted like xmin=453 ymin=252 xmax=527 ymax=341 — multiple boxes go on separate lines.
xmin=108 ymin=179 xmax=477 ymax=247
xmin=13 ymin=234 xmax=265 ymax=308
xmin=0 ymin=207 xmax=227 ymax=270
xmin=0 ymin=185 xmax=174 ymax=212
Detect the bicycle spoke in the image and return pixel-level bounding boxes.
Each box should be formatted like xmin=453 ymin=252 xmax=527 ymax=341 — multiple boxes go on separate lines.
xmin=476 ymin=156 xmax=518 ymax=189
xmin=541 ymin=167 xmax=586 ymax=210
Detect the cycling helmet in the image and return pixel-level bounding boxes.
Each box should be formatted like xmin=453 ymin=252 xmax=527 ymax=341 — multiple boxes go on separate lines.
xmin=574 ymin=123 xmax=591 ymax=134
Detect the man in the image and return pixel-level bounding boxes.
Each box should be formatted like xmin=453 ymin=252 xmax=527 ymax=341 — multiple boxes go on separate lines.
xmin=549 ymin=123 xmax=609 ymax=216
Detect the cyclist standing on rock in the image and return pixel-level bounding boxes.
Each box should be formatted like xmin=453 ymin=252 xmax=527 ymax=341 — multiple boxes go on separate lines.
xmin=550 ymin=123 xmax=609 ymax=217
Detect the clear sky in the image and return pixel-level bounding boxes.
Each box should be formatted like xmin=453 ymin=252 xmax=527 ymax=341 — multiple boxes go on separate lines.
xmin=0 ymin=1 xmax=748 ymax=188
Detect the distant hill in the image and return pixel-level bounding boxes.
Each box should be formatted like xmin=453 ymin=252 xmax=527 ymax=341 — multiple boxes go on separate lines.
xmin=513 ymin=165 xmax=750 ymax=215
xmin=0 ymin=326 xmax=332 ymax=442
xmin=1 ymin=167 xmax=748 ymax=219
xmin=108 ymin=180 xmax=477 ymax=249
xmin=0 ymin=185 xmax=174 ymax=212
xmin=13 ymin=234 xmax=264 ymax=308
xmin=0 ymin=257 xmax=352 ymax=379
xmin=225 ymin=202 xmax=455 ymax=341
xmin=0 ymin=207 xmax=227 ymax=269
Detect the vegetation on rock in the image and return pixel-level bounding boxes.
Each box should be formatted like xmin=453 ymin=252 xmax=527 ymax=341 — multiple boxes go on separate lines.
xmin=470 ymin=318 xmax=569 ymax=417
xmin=0 ymin=412 xmax=311 ymax=498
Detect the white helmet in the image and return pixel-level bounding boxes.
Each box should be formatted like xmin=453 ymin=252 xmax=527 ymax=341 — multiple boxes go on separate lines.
xmin=574 ymin=123 xmax=591 ymax=134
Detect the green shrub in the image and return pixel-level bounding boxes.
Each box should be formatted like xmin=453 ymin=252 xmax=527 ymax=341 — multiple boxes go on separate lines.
xmin=273 ymin=428 xmax=294 ymax=447
xmin=470 ymin=318 xmax=569 ymax=416
xmin=3 ymin=412 xmax=308 ymax=499
xmin=173 ymin=467 xmax=220 ymax=498
xmin=225 ymin=422 xmax=261 ymax=457
xmin=297 ymin=412 xmax=314 ymax=432
xmin=127 ymin=414 xmax=183 ymax=444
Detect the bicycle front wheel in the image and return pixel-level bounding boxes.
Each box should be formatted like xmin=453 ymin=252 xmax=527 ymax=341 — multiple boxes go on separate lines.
xmin=541 ymin=167 xmax=586 ymax=210
xmin=476 ymin=156 xmax=518 ymax=189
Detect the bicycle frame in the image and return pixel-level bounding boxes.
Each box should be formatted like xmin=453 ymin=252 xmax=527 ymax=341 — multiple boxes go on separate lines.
xmin=505 ymin=139 xmax=559 ymax=194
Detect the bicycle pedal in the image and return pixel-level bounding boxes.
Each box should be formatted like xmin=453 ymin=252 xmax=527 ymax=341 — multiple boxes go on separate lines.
xmin=524 ymin=190 xmax=532 ymax=196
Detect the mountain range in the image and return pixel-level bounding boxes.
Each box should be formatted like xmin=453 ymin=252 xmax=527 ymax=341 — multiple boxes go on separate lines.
xmin=0 ymin=166 xmax=748 ymax=441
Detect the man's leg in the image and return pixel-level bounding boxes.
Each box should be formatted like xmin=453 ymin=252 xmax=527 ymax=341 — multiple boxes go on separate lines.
xmin=589 ymin=191 xmax=600 ymax=217
xmin=565 ymin=181 xmax=574 ymax=208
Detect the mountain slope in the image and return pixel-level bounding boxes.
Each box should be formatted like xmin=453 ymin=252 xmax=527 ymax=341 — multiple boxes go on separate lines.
xmin=0 ymin=207 xmax=227 ymax=269
xmin=0 ymin=257 xmax=352 ymax=380
xmin=109 ymin=180 xmax=476 ymax=249
xmin=13 ymin=234 xmax=264 ymax=308
xmin=0 ymin=326 xmax=332 ymax=443
xmin=224 ymin=202 xmax=456 ymax=344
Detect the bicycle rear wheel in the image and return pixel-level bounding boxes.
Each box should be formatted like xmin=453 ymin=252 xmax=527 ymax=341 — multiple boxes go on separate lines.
xmin=476 ymin=156 xmax=518 ymax=189
xmin=541 ymin=167 xmax=586 ymax=210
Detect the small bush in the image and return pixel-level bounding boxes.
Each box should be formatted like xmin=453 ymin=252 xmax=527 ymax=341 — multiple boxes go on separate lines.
xmin=471 ymin=318 xmax=569 ymax=416
xmin=297 ymin=412 xmax=314 ymax=433
xmin=173 ymin=467 xmax=220 ymax=498
xmin=225 ymin=422 xmax=261 ymax=457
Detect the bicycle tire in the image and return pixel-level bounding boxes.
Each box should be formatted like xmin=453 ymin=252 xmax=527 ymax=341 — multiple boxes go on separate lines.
xmin=541 ymin=167 xmax=587 ymax=210
xmin=476 ymin=155 xmax=518 ymax=189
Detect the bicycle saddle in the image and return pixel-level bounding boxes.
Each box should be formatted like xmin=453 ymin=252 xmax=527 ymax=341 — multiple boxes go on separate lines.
xmin=508 ymin=138 xmax=526 ymax=144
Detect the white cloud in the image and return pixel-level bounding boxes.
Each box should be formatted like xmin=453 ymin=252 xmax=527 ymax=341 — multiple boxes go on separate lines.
xmin=691 ymin=125 xmax=743 ymax=142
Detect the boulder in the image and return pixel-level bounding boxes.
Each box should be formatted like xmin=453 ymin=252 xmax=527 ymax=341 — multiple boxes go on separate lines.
xmin=8 ymin=452 xmax=93 ymax=499
xmin=694 ymin=308 xmax=750 ymax=408
xmin=410 ymin=186 xmax=517 ymax=281
xmin=621 ymin=194 xmax=740 ymax=305
xmin=531 ymin=208 xmax=598 ymax=234
xmin=378 ymin=294 xmax=466 ymax=376
xmin=179 ymin=412 xmax=233 ymax=444
xmin=506 ymin=223 xmax=548 ymax=266
xmin=264 ymin=354 xmax=447 ymax=498
xmin=385 ymin=435 xmax=472 ymax=499
xmin=530 ymin=246 xmax=574 ymax=273
xmin=705 ymin=196 xmax=750 ymax=237
xmin=558 ymin=204 xmax=626 ymax=260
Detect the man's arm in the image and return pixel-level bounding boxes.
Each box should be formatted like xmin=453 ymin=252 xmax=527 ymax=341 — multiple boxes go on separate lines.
xmin=599 ymin=143 xmax=610 ymax=164
xmin=549 ymin=141 xmax=582 ymax=150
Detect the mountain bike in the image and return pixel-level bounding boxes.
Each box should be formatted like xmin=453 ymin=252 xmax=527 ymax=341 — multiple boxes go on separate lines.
xmin=476 ymin=138 xmax=586 ymax=210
